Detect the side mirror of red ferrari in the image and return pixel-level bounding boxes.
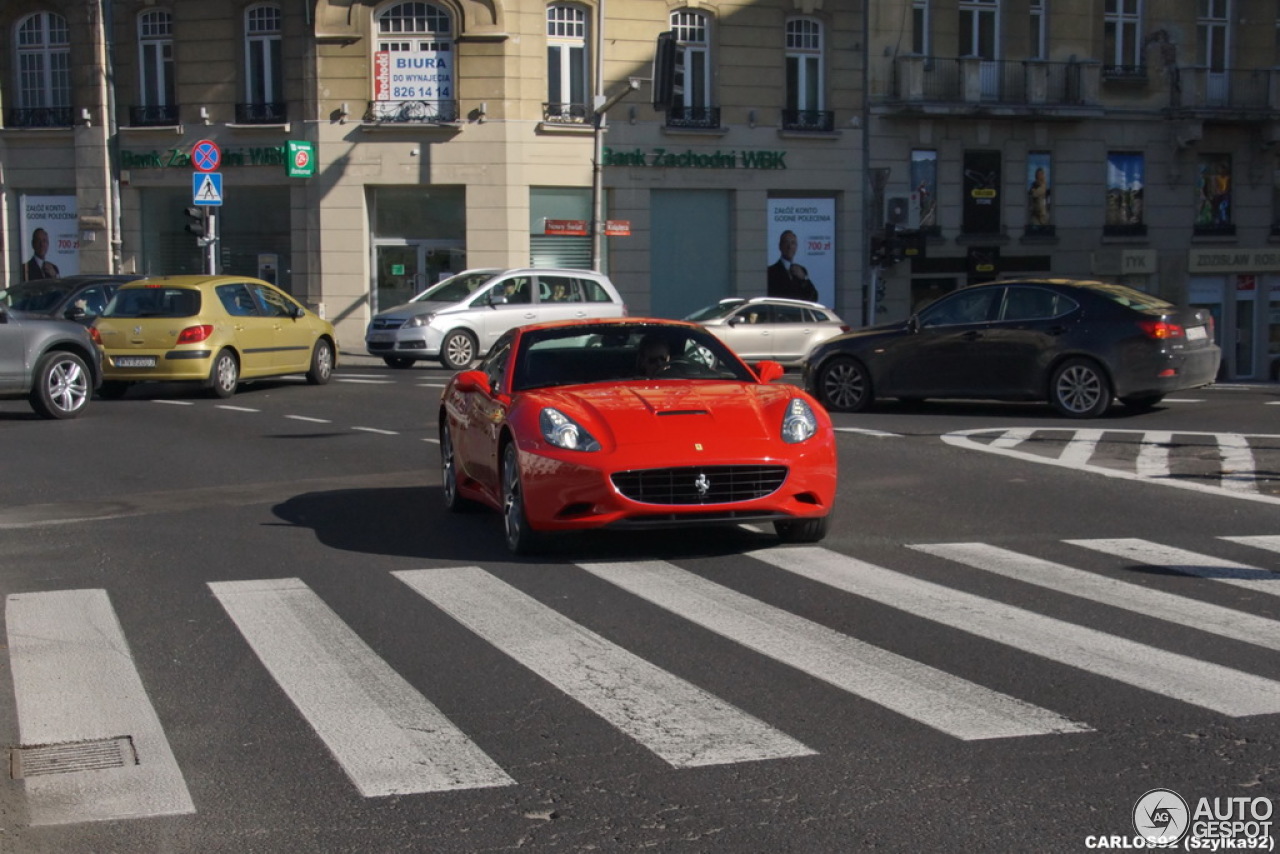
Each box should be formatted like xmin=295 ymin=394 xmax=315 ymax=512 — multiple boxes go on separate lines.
xmin=754 ymin=361 xmax=785 ymax=383
xmin=453 ymin=369 xmax=491 ymax=394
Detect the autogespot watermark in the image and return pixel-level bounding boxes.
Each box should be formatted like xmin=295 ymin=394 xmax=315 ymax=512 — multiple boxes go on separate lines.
xmin=1084 ymin=789 xmax=1275 ymax=850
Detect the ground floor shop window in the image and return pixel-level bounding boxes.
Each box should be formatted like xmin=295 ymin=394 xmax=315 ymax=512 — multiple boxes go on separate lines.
xmin=369 ymin=186 xmax=465 ymax=312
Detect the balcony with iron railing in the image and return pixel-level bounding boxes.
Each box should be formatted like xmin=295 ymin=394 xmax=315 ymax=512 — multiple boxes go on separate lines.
xmin=235 ymin=102 xmax=288 ymax=124
xmin=129 ymin=104 xmax=181 ymax=127
xmin=1168 ymin=66 xmax=1280 ymax=117
xmin=781 ymin=109 xmax=835 ymax=132
xmin=542 ymin=102 xmax=590 ymax=125
xmin=875 ymin=56 xmax=1102 ymax=117
xmin=5 ymin=106 xmax=74 ymax=128
xmin=362 ymin=99 xmax=460 ymax=125
xmin=664 ymin=105 xmax=721 ymax=130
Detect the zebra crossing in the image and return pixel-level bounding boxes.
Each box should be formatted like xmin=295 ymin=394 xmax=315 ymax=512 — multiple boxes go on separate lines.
xmin=6 ymin=535 xmax=1280 ymax=825
xmin=944 ymin=428 xmax=1280 ymax=504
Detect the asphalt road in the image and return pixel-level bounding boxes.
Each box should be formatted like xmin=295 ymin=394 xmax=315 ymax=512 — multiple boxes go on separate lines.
xmin=1 ymin=361 xmax=1278 ymax=853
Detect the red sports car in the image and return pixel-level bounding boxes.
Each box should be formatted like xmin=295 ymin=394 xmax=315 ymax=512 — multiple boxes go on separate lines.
xmin=439 ymin=318 xmax=838 ymax=554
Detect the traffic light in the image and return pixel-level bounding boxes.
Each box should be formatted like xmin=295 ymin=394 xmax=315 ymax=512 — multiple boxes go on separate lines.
xmin=184 ymin=206 xmax=211 ymax=246
xmin=652 ymin=31 xmax=684 ymax=112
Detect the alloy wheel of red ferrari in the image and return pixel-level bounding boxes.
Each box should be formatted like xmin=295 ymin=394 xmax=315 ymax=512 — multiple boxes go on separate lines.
xmin=502 ymin=442 xmax=544 ymax=554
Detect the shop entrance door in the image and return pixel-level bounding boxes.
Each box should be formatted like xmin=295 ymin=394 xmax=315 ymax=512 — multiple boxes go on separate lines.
xmin=373 ymin=241 xmax=466 ymax=314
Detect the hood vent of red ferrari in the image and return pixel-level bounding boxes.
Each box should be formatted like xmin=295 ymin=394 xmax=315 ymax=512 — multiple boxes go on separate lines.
xmin=656 ymin=409 xmax=710 ymax=416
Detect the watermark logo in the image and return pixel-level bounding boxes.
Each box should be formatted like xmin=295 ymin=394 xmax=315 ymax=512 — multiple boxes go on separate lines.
xmin=1134 ymin=789 xmax=1190 ymax=846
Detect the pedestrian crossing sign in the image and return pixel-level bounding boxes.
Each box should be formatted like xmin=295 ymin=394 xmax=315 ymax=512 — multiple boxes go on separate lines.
xmin=192 ymin=172 xmax=223 ymax=206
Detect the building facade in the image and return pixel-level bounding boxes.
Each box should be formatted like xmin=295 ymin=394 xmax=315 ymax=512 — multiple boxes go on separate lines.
xmin=0 ymin=0 xmax=866 ymax=358
xmin=2 ymin=0 xmax=1277 ymax=380
xmin=866 ymin=0 xmax=1280 ymax=380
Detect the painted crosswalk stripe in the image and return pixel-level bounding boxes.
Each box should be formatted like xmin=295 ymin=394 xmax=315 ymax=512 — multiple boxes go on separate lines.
xmin=913 ymin=542 xmax=1280 ymax=653
xmin=1058 ymin=429 xmax=1102 ymax=466
xmin=1217 ymin=434 xmax=1259 ymax=493
xmin=750 ymin=547 xmax=1280 ymax=717
xmin=6 ymin=589 xmax=195 ymax=825
xmin=209 ymin=578 xmax=512 ymax=795
xmin=1135 ymin=431 xmax=1173 ymax=480
xmin=1224 ymin=535 xmax=1280 ymax=555
xmin=990 ymin=428 xmax=1035 ymax=450
xmin=395 ymin=567 xmax=814 ymax=767
xmin=577 ymin=560 xmax=1087 ymax=740
xmin=1067 ymin=539 xmax=1280 ymax=599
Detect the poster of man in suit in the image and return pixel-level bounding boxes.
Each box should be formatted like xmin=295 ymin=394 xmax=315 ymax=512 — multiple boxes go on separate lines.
xmin=20 ymin=195 xmax=79 ymax=281
xmin=766 ymin=199 xmax=834 ymax=307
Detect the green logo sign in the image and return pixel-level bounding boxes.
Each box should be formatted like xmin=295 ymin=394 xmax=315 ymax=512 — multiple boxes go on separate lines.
xmin=286 ymin=141 xmax=315 ymax=178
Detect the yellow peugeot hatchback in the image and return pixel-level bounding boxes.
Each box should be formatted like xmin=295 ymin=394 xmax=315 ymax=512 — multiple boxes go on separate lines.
xmin=92 ymin=275 xmax=338 ymax=398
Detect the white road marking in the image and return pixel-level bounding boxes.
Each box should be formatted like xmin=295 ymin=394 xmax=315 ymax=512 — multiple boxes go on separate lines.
xmin=914 ymin=542 xmax=1280 ymax=653
xmin=1224 ymin=535 xmax=1280 ymax=554
xmin=285 ymin=415 xmax=331 ymax=423
xmin=943 ymin=428 xmax=1280 ymax=506
xmin=395 ymin=567 xmax=814 ymax=768
xmin=750 ymin=546 xmax=1280 ymax=717
xmin=1135 ymin=431 xmax=1172 ymax=480
xmin=577 ymin=560 xmax=1087 ymax=740
xmin=216 ymin=405 xmax=259 ymax=412
xmin=208 ymin=578 xmax=512 ymax=795
xmin=352 ymin=426 xmax=398 ymax=435
xmin=417 ymin=383 xmax=449 ymax=389
xmin=6 ymin=589 xmax=195 ymax=825
xmin=1057 ymin=428 xmax=1102 ymax=466
xmin=151 ymin=400 xmax=194 ymax=406
xmin=1217 ymin=434 xmax=1259 ymax=494
xmin=421 ymin=437 xmax=440 ymax=444
xmin=833 ymin=427 xmax=901 ymax=437
xmin=989 ymin=428 xmax=1035 ymax=450
xmin=1163 ymin=398 xmax=1204 ymax=403
xmin=1066 ymin=539 xmax=1280 ymax=599
xmin=336 ymin=378 xmax=395 ymax=385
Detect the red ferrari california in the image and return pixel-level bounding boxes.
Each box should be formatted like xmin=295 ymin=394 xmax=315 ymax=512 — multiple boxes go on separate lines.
xmin=439 ymin=318 xmax=838 ymax=554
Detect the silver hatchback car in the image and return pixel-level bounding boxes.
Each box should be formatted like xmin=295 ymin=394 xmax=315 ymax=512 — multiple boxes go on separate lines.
xmin=366 ymin=268 xmax=628 ymax=370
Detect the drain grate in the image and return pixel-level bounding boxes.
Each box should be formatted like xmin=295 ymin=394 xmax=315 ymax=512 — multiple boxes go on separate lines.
xmin=10 ymin=737 xmax=137 ymax=779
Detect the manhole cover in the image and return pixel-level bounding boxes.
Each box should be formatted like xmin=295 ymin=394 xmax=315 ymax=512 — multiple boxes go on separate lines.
xmin=10 ymin=737 xmax=137 ymax=779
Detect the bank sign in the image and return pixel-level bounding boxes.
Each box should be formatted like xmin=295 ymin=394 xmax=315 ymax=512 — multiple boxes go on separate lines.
xmin=374 ymin=50 xmax=453 ymax=101
xmin=604 ymin=147 xmax=787 ymax=170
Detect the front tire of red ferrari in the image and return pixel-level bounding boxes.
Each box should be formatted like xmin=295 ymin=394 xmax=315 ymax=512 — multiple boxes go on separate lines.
xmin=502 ymin=442 xmax=545 ymax=555
xmin=774 ymin=516 xmax=829 ymax=544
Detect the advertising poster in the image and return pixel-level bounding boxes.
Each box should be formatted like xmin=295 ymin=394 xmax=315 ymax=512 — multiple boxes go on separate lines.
xmin=20 ymin=195 xmax=79 ymax=281
xmin=1027 ymin=152 xmax=1052 ymax=231
xmin=766 ymin=198 xmax=835 ymax=308
xmin=910 ymin=150 xmax=938 ymax=229
xmin=1195 ymin=154 xmax=1232 ymax=229
xmin=1106 ymin=152 xmax=1145 ymax=226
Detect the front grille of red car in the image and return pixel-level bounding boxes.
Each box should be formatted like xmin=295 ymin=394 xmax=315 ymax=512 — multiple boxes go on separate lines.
xmin=611 ymin=465 xmax=788 ymax=505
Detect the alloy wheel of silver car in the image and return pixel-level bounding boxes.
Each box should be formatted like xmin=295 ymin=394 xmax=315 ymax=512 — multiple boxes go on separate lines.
xmin=31 ymin=352 xmax=90 ymax=419
xmin=818 ymin=357 xmax=872 ymax=412
xmin=1051 ymin=358 xmax=1111 ymax=418
xmin=441 ymin=331 xmax=477 ymax=371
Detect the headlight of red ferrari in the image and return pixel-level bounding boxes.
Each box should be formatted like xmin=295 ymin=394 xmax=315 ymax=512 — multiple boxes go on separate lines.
xmin=540 ymin=407 xmax=601 ymax=451
xmin=781 ymin=398 xmax=818 ymax=444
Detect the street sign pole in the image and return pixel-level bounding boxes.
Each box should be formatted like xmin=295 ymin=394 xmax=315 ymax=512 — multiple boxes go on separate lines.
xmin=205 ymin=210 xmax=218 ymax=275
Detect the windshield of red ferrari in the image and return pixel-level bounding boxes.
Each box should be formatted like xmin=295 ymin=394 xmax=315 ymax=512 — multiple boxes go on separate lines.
xmin=513 ymin=324 xmax=756 ymax=391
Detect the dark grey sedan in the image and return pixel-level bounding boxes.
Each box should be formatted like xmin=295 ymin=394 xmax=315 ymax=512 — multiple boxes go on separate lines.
xmin=0 ymin=305 xmax=102 ymax=419
xmin=0 ymin=274 xmax=142 ymax=326
xmin=804 ymin=278 xmax=1222 ymax=418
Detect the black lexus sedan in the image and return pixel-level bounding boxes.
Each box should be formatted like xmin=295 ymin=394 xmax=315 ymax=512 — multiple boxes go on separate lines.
xmin=804 ymin=278 xmax=1221 ymax=418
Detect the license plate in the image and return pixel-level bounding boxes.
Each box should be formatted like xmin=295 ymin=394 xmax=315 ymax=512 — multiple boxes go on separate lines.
xmin=114 ymin=356 xmax=156 ymax=368
xmin=1186 ymin=326 xmax=1207 ymax=341
xmin=369 ymin=332 xmax=393 ymax=343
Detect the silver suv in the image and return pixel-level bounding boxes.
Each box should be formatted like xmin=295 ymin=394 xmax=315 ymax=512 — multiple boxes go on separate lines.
xmin=366 ymin=268 xmax=627 ymax=369
xmin=0 ymin=304 xmax=102 ymax=419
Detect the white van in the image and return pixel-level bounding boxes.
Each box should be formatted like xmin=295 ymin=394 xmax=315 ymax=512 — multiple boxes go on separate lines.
xmin=365 ymin=268 xmax=628 ymax=369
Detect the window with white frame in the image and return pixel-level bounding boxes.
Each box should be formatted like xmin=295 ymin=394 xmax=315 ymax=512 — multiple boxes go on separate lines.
xmin=1030 ymin=0 xmax=1047 ymax=59
xmin=670 ymin=10 xmax=710 ymax=111
xmin=912 ymin=0 xmax=931 ymax=55
xmin=785 ymin=18 xmax=823 ymax=113
xmin=138 ymin=10 xmax=174 ymax=108
xmin=14 ymin=12 xmax=70 ymax=124
xmin=245 ymin=5 xmax=283 ymax=109
xmin=959 ymin=0 xmax=998 ymax=60
xmin=1197 ymin=0 xmax=1230 ymax=74
xmin=546 ymin=4 xmax=588 ymax=120
xmin=1104 ymin=0 xmax=1143 ymax=73
xmin=373 ymin=2 xmax=455 ymax=121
